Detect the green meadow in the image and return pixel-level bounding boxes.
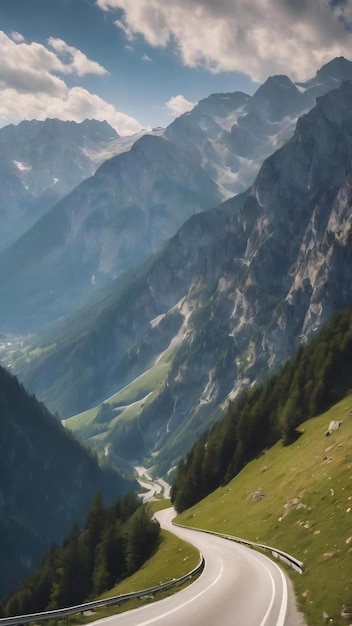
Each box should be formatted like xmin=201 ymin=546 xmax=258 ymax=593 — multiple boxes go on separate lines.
xmin=64 ymin=344 xmax=176 ymax=447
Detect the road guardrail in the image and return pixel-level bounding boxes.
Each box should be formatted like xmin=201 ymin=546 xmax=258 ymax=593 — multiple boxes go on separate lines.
xmin=0 ymin=518 xmax=304 ymax=626
xmin=173 ymin=522 xmax=305 ymax=574
xmin=0 ymin=557 xmax=205 ymax=626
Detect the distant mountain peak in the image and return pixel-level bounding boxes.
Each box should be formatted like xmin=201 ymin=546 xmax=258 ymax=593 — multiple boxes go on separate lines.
xmin=253 ymin=74 xmax=299 ymax=99
xmin=250 ymin=73 xmax=305 ymax=122
xmin=194 ymin=90 xmax=250 ymax=117
xmin=315 ymin=56 xmax=352 ymax=81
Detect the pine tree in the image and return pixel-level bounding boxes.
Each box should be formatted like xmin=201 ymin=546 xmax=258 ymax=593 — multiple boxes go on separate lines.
xmin=125 ymin=506 xmax=160 ymax=574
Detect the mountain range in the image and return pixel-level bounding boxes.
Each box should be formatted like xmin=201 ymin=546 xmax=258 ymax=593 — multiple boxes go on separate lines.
xmin=1 ymin=58 xmax=352 ymax=334
xmin=0 ymin=115 xmax=165 ymax=254
xmin=0 ymin=118 xmax=123 ymax=251
xmin=0 ymin=57 xmax=351 ymax=471
xmin=6 ymin=65 xmax=351 ymax=479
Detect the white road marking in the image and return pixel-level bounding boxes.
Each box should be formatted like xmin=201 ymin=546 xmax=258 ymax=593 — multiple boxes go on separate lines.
xmin=251 ymin=552 xmax=288 ymax=626
xmin=134 ymin=561 xmax=224 ymax=626
xmin=274 ymin=564 xmax=288 ymax=626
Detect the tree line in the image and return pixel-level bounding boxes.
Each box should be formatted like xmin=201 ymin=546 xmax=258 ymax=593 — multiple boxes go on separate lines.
xmin=171 ymin=308 xmax=352 ymax=513
xmin=1 ymin=492 xmax=160 ymax=617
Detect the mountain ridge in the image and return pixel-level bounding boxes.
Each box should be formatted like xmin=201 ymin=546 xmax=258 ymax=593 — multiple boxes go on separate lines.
xmin=12 ymin=79 xmax=352 ymax=477
xmin=2 ymin=58 xmax=352 ymax=334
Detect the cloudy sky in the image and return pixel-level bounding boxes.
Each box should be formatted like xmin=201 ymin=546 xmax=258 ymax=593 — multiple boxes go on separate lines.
xmin=1 ymin=0 xmax=352 ymax=135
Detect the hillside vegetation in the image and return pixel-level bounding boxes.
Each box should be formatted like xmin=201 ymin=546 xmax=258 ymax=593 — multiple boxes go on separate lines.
xmin=0 ymin=365 xmax=136 ymax=596
xmin=1 ymin=493 xmax=160 ymax=617
xmin=171 ymin=309 xmax=352 ymax=512
xmin=175 ymin=394 xmax=352 ymax=626
xmin=63 ymin=342 xmax=176 ymax=465
xmin=13 ymin=396 xmax=350 ymax=625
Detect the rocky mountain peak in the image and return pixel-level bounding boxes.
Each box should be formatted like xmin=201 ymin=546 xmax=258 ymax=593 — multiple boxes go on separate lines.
xmin=298 ymin=56 xmax=352 ymax=100
xmin=314 ymin=56 xmax=352 ymax=82
xmin=250 ymin=74 xmax=307 ymax=122
xmin=2 ymin=58 xmax=352 ymax=475
xmin=194 ymin=91 xmax=250 ymax=118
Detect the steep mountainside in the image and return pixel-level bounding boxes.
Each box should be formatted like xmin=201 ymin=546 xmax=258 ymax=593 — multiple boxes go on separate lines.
xmin=15 ymin=80 xmax=352 ymax=476
xmin=0 ymin=134 xmax=221 ymax=332
xmin=0 ymin=365 xmax=136 ymax=596
xmin=171 ymin=308 xmax=352 ymax=512
xmin=0 ymin=118 xmax=120 ymax=251
xmin=1 ymin=58 xmax=352 ymax=334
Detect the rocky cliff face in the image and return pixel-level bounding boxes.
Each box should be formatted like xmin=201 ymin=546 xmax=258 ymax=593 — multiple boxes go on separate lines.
xmin=16 ymin=81 xmax=352 ymax=475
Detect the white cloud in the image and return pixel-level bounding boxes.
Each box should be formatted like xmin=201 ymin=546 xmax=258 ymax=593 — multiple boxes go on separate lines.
xmin=142 ymin=53 xmax=152 ymax=62
xmin=166 ymin=94 xmax=195 ymax=117
xmin=47 ymin=38 xmax=108 ymax=76
xmin=0 ymin=30 xmax=142 ymax=136
xmin=11 ymin=32 xmax=25 ymax=43
xmin=114 ymin=18 xmax=134 ymax=40
xmin=0 ymin=30 xmax=67 ymax=96
xmin=0 ymin=86 xmax=142 ymax=135
xmin=95 ymin=0 xmax=352 ymax=81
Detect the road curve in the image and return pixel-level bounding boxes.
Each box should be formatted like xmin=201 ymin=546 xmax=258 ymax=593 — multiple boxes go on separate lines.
xmin=87 ymin=507 xmax=301 ymax=626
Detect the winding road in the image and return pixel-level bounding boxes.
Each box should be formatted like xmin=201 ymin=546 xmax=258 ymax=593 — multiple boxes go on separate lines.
xmin=89 ymin=508 xmax=304 ymax=626
xmin=136 ymin=467 xmax=171 ymax=502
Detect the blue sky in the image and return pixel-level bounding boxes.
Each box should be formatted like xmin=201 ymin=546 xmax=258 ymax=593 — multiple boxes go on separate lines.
xmin=1 ymin=0 xmax=352 ymax=135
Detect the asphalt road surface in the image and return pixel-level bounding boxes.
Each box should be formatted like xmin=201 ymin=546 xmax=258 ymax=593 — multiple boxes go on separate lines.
xmin=88 ymin=507 xmax=304 ymax=626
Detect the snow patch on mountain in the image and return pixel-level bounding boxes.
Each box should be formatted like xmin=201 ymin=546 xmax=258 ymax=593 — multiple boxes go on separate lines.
xmin=80 ymin=127 xmax=165 ymax=165
xmin=13 ymin=160 xmax=31 ymax=172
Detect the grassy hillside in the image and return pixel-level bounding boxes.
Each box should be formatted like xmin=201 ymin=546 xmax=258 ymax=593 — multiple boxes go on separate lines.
xmin=171 ymin=309 xmax=352 ymax=513
xmin=175 ymin=394 xmax=352 ymax=625
xmin=63 ymin=344 xmax=176 ymax=462
xmin=66 ymin=396 xmax=351 ymax=626
xmin=14 ymin=398 xmax=349 ymax=624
